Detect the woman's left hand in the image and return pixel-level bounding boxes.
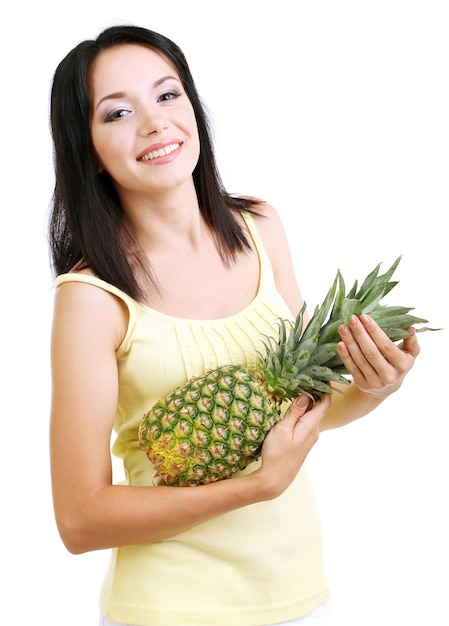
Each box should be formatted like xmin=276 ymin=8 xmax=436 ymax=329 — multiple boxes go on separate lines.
xmin=336 ymin=313 xmax=420 ymax=399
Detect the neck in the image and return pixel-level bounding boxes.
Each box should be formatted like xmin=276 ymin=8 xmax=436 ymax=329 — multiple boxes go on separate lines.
xmin=119 ymin=181 xmax=205 ymax=250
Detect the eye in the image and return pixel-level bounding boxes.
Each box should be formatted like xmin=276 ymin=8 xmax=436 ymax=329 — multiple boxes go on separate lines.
xmin=158 ymin=90 xmax=181 ymax=103
xmin=105 ymin=107 xmax=132 ymax=122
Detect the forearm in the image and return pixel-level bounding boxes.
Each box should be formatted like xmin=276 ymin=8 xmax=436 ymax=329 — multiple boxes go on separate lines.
xmin=319 ymin=382 xmax=384 ymax=430
xmin=56 ymin=471 xmax=268 ymax=555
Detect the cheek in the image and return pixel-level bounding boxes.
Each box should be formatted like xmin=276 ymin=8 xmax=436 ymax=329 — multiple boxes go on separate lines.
xmin=92 ymin=132 xmax=110 ymax=160
xmin=186 ymin=112 xmax=201 ymax=158
xmin=91 ymin=131 xmax=125 ymax=173
xmin=90 ymin=128 xmax=107 ymax=167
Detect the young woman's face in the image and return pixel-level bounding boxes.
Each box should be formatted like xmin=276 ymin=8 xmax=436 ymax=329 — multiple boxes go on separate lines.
xmin=89 ymin=44 xmax=200 ymax=202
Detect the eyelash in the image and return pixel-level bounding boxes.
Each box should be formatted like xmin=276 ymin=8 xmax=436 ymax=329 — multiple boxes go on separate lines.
xmin=105 ymin=108 xmax=132 ymax=122
xmin=159 ymin=90 xmax=181 ymax=102
xmin=104 ymin=91 xmax=182 ymax=122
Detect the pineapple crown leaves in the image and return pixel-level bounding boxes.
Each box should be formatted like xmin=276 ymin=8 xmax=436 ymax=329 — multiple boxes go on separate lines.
xmin=327 ymin=256 xmax=402 ymax=329
xmin=257 ymin=274 xmax=348 ymax=402
xmin=257 ymin=255 xmax=441 ymax=402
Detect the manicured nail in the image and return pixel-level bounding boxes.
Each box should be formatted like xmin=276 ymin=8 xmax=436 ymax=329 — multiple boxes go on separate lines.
xmin=294 ymin=395 xmax=309 ymax=409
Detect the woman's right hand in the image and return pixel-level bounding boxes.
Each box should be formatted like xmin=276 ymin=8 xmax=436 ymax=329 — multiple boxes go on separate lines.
xmin=257 ymin=393 xmax=331 ymax=498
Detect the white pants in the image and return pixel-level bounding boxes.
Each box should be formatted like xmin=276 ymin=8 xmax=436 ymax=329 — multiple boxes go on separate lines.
xmin=99 ymin=603 xmax=331 ymax=626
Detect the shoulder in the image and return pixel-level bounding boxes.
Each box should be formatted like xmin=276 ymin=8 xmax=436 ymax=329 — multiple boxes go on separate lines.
xmin=239 ymin=199 xmax=291 ymax=268
xmin=54 ymin=271 xmax=129 ymax=351
xmin=234 ymin=197 xmax=287 ymax=242
xmin=251 ymin=201 xmax=286 ymax=237
xmin=237 ymin=198 xmax=304 ymax=317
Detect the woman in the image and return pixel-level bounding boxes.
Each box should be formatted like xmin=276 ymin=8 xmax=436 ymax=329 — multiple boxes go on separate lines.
xmin=48 ymin=25 xmax=419 ymax=626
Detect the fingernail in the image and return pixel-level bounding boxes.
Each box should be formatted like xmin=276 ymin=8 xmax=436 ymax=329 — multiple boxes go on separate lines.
xmin=294 ymin=395 xmax=309 ymax=409
xmin=349 ymin=315 xmax=358 ymax=327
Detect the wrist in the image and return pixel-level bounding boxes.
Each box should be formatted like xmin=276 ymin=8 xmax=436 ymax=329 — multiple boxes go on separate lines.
xmin=241 ymin=464 xmax=282 ymax=502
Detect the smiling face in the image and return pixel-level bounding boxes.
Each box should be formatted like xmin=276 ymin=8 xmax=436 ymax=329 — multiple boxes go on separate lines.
xmin=89 ymin=44 xmax=200 ymax=205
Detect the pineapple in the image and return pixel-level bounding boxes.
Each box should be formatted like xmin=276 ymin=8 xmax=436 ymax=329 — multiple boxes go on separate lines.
xmin=138 ymin=256 xmax=438 ymax=486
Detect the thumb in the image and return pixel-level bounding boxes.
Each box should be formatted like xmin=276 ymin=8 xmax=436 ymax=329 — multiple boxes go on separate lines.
xmin=284 ymin=395 xmax=310 ymax=423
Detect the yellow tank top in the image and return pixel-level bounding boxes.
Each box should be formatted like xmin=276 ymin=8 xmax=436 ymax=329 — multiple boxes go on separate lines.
xmin=55 ymin=213 xmax=330 ymax=626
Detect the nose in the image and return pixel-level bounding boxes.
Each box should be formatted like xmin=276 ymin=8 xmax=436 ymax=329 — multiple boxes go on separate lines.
xmin=139 ymin=107 xmax=168 ymax=137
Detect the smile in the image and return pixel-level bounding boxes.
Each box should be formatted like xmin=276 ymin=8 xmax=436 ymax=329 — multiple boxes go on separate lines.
xmin=138 ymin=143 xmax=180 ymax=161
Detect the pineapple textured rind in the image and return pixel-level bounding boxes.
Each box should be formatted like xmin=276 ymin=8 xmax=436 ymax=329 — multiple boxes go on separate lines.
xmin=138 ymin=365 xmax=280 ymax=486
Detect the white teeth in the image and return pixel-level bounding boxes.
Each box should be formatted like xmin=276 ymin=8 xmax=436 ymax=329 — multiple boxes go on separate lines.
xmin=139 ymin=143 xmax=180 ymax=161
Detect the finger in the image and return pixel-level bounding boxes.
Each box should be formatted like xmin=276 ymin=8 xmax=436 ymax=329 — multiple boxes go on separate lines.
xmin=338 ymin=315 xmax=379 ymax=376
xmin=293 ymin=393 xmax=331 ymax=428
xmin=400 ymin=327 xmax=420 ymax=359
xmin=338 ymin=315 xmax=415 ymax=394
xmin=341 ymin=314 xmax=405 ymax=370
xmin=283 ymin=395 xmax=310 ymax=424
xmin=358 ymin=315 xmax=416 ymax=372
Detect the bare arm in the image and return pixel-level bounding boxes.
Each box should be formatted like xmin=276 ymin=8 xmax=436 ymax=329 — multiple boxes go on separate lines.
xmin=50 ymin=281 xmax=329 ymax=554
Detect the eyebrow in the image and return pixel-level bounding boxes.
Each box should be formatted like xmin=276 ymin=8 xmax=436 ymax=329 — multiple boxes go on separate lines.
xmin=95 ymin=75 xmax=180 ymax=110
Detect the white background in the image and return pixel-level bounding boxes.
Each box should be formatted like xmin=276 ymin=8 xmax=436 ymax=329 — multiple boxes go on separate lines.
xmin=1 ymin=1 xmax=448 ymax=624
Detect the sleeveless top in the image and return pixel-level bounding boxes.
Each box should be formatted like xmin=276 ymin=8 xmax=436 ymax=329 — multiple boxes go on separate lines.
xmin=55 ymin=213 xmax=330 ymax=626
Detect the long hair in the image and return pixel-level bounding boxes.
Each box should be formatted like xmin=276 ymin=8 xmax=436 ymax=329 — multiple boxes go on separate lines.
xmin=49 ymin=24 xmax=259 ymax=301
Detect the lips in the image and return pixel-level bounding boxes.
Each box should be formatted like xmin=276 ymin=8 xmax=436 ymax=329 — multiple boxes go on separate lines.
xmin=138 ymin=142 xmax=180 ymax=161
